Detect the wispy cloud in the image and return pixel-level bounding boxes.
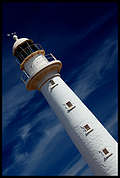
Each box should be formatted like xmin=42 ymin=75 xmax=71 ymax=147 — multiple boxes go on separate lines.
xmin=69 ymin=35 xmax=118 ymax=100
xmin=2 ymin=83 xmax=36 ymax=128
xmin=105 ymin=109 xmax=118 ymax=140
xmin=59 ymin=154 xmax=88 ymax=176
xmin=3 ymin=105 xmax=62 ymax=175
xmin=20 ymin=123 xmax=63 ymax=176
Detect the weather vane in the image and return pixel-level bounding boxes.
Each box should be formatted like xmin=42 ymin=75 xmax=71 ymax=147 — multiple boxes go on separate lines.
xmin=6 ymin=32 xmax=18 ymax=41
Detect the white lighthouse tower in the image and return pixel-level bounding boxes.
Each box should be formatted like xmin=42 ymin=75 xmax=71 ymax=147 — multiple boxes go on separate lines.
xmin=11 ymin=34 xmax=118 ymax=176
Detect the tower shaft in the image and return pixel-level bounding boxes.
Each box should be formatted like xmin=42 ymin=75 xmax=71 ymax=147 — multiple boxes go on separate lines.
xmin=40 ymin=74 xmax=118 ymax=176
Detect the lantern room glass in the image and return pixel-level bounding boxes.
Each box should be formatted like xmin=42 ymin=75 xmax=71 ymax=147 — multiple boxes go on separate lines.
xmin=15 ymin=41 xmax=43 ymax=64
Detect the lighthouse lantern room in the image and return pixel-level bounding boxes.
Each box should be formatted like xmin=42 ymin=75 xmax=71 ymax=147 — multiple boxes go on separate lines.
xmin=12 ymin=34 xmax=62 ymax=91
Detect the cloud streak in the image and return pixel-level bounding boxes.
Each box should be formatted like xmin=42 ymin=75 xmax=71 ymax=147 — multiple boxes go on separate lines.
xmin=68 ymin=35 xmax=118 ymax=100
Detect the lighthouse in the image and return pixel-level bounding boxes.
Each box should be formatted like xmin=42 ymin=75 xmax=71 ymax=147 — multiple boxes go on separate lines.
xmin=11 ymin=34 xmax=118 ymax=176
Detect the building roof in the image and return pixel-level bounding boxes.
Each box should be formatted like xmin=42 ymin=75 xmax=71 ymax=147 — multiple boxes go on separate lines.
xmin=12 ymin=37 xmax=31 ymax=55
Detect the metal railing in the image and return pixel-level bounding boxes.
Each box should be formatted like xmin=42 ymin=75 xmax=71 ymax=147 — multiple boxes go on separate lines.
xmin=45 ymin=53 xmax=57 ymax=62
xmin=20 ymin=70 xmax=30 ymax=84
xmin=20 ymin=53 xmax=58 ymax=84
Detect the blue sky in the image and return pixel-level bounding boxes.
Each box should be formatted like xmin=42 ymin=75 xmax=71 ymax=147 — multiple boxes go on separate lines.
xmin=2 ymin=2 xmax=118 ymax=176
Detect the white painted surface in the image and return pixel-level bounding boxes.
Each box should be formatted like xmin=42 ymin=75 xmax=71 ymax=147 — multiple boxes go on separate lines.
xmin=40 ymin=75 xmax=118 ymax=176
xmin=23 ymin=55 xmax=61 ymax=85
xmin=24 ymin=54 xmax=48 ymax=77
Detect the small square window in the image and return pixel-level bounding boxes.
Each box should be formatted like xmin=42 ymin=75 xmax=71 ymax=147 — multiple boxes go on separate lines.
xmin=99 ymin=148 xmax=113 ymax=161
xmin=84 ymin=124 xmax=91 ymax=131
xmin=66 ymin=101 xmax=73 ymax=108
xmin=65 ymin=101 xmax=76 ymax=112
xmin=103 ymin=148 xmax=109 ymax=155
xmin=50 ymin=80 xmax=55 ymax=85
xmin=82 ymin=124 xmax=93 ymax=136
xmin=49 ymin=79 xmax=58 ymax=90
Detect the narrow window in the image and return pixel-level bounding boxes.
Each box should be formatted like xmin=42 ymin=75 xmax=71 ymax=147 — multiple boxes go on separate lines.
xmin=66 ymin=101 xmax=73 ymax=108
xmin=103 ymin=148 xmax=109 ymax=155
xmin=83 ymin=124 xmax=93 ymax=136
xmin=49 ymin=79 xmax=58 ymax=90
xmin=99 ymin=148 xmax=113 ymax=161
xmin=84 ymin=124 xmax=91 ymax=131
xmin=65 ymin=101 xmax=76 ymax=112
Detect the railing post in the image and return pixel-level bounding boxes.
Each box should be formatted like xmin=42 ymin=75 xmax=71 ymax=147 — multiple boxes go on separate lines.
xmin=50 ymin=53 xmax=57 ymax=60
xmin=23 ymin=70 xmax=30 ymax=78
xmin=20 ymin=71 xmax=29 ymax=84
